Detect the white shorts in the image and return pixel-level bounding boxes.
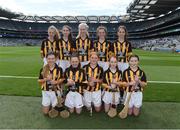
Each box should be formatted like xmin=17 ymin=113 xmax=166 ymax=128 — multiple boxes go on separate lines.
xmin=42 ymin=91 xmax=58 ymax=107
xmin=58 ymin=60 xmax=70 ymax=72
xmin=98 ymin=61 xmax=109 ymax=71
xmin=83 ymin=90 xmax=101 ymax=107
xmin=118 ymin=62 xmax=129 ymax=72
xmin=65 ymin=91 xmax=84 ymax=109
xmin=124 ymin=92 xmax=143 ymax=108
xmin=81 ymin=61 xmax=90 ymax=68
xmin=102 ymin=91 xmax=120 ymax=105
xmin=43 ymin=58 xmax=48 ymax=66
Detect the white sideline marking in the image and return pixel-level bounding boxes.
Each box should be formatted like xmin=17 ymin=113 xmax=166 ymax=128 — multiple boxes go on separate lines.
xmin=148 ymin=81 xmax=180 ymax=84
xmin=0 ymin=75 xmax=180 ymax=84
xmin=0 ymin=75 xmax=37 ymax=79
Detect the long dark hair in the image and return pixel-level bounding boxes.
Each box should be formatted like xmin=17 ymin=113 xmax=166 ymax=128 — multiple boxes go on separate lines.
xmin=117 ymin=25 xmax=128 ymax=41
xmin=62 ymin=25 xmax=73 ymax=44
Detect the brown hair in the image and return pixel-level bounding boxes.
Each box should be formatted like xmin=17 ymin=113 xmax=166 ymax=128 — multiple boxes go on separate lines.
xmin=128 ymin=54 xmax=140 ymax=61
xmin=70 ymin=52 xmax=79 ymax=60
xmin=96 ymin=25 xmax=107 ymax=38
xmin=89 ymin=51 xmax=99 ymax=58
xmin=42 ymin=51 xmax=55 ymax=78
xmin=62 ymin=25 xmax=73 ymax=43
xmin=46 ymin=51 xmax=55 ymax=58
xmin=117 ymin=25 xmax=128 ymax=41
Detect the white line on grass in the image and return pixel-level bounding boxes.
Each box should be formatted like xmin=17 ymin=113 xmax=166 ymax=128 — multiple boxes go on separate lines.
xmin=0 ymin=75 xmax=37 ymax=79
xmin=0 ymin=75 xmax=180 ymax=84
xmin=148 ymin=81 xmax=180 ymax=84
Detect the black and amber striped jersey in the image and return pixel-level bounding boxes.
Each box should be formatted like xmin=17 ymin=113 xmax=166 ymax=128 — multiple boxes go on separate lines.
xmin=39 ymin=64 xmax=63 ymax=91
xmin=93 ymin=40 xmax=111 ymax=61
xmin=57 ymin=38 xmax=76 ymax=60
xmin=110 ymin=40 xmax=132 ymax=63
xmin=83 ymin=63 xmax=103 ymax=91
xmin=102 ymin=68 xmax=122 ymax=92
xmin=40 ymin=39 xmax=58 ymax=58
xmin=64 ymin=66 xmax=86 ymax=93
xmin=75 ymin=37 xmax=93 ymax=62
xmin=123 ymin=67 xmax=147 ymax=92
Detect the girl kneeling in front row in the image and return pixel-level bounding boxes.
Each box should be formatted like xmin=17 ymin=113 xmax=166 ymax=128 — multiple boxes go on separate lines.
xmin=123 ymin=54 xmax=147 ymax=116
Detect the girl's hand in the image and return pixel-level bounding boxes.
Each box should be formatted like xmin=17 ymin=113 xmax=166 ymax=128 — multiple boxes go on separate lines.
xmin=112 ymin=78 xmax=118 ymax=85
xmin=67 ymin=79 xmax=75 ymax=86
xmin=130 ymin=86 xmax=135 ymax=91
xmin=90 ymin=77 xmax=97 ymax=82
xmin=89 ymin=81 xmax=95 ymax=87
xmin=134 ymin=75 xmax=139 ymax=83
xmin=128 ymin=81 xmax=136 ymax=86
xmin=43 ymin=78 xmax=47 ymax=82
xmin=51 ymin=80 xmax=57 ymax=85
xmin=47 ymin=74 xmax=52 ymax=80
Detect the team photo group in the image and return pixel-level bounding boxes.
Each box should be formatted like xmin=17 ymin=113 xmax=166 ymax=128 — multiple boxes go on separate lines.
xmin=38 ymin=23 xmax=147 ymax=119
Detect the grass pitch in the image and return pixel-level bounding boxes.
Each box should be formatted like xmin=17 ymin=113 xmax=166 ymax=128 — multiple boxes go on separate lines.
xmin=0 ymin=46 xmax=180 ymax=128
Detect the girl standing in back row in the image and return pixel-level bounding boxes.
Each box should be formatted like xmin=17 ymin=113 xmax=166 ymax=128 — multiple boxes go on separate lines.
xmin=93 ymin=25 xmax=111 ymax=71
xmin=57 ymin=25 xmax=76 ymax=72
xmin=111 ymin=25 xmax=132 ymax=72
xmin=111 ymin=25 xmax=133 ymax=103
xmin=40 ymin=25 xmax=60 ymax=66
xmin=75 ymin=23 xmax=93 ymax=67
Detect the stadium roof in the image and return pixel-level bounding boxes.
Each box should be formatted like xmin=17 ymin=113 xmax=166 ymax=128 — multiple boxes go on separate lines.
xmin=0 ymin=0 xmax=180 ymax=23
xmin=127 ymin=0 xmax=180 ymax=21
xmin=0 ymin=7 xmax=21 ymax=19
xmin=8 ymin=15 xmax=130 ymax=23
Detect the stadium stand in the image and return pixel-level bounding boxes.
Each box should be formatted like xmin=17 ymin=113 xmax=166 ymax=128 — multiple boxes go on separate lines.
xmin=0 ymin=0 xmax=180 ymax=52
xmin=131 ymin=35 xmax=180 ymax=52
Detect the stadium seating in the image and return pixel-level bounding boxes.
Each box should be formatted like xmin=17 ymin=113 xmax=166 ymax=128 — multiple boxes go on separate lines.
xmin=130 ymin=35 xmax=180 ymax=52
xmin=0 ymin=9 xmax=180 ymax=49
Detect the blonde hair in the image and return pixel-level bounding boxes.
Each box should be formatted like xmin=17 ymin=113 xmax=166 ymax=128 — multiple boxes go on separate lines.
xmin=96 ymin=25 xmax=107 ymax=38
xmin=48 ymin=25 xmax=60 ymax=41
xmin=76 ymin=23 xmax=89 ymax=39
